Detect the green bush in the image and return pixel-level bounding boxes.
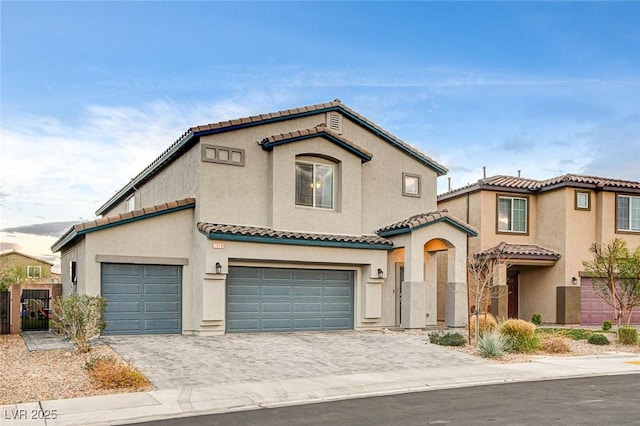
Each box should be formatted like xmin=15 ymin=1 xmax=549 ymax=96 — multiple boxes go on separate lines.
xmin=587 ymin=333 xmax=610 ymax=345
xmin=531 ymin=313 xmax=542 ymax=326
xmin=618 ymin=327 xmax=638 ymax=345
xmin=499 ymin=319 xmax=539 ymax=353
xmin=602 ymin=320 xmax=612 ymax=331
xmin=565 ymin=328 xmax=593 ymax=340
xmin=429 ymin=331 xmax=466 ymax=347
xmin=51 ymin=295 xmax=107 ymax=353
xmin=477 ymin=331 xmax=510 ymax=358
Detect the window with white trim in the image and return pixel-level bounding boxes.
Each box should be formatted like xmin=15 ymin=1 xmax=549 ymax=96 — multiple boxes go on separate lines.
xmin=617 ymin=194 xmax=640 ymax=232
xmin=27 ymin=265 xmax=42 ymax=278
xmin=126 ymin=194 xmax=135 ymax=212
xmin=497 ymin=195 xmax=528 ymax=233
xmin=295 ymin=161 xmax=334 ymax=209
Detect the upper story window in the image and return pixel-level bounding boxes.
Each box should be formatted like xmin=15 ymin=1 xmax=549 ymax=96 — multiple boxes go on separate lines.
xmin=402 ymin=173 xmax=421 ymax=197
xmin=126 ymin=194 xmax=135 ymax=212
xmin=617 ymin=194 xmax=640 ymax=232
xmin=296 ymin=161 xmax=334 ymax=209
xmin=27 ymin=265 xmax=42 ymax=278
xmin=575 ymin=190 xmax=590 ymax=210
xmin=497 ymin=195 xmax=528 ymax=234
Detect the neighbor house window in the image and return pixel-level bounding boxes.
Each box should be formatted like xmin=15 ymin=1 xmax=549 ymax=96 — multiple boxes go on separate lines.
xmin=402 ymin=173 xmax=421 ymax=197
xmin=617 ymin=194 xmax=640 ymax=232
xmin=27 ymin=265 xmax=41 ymax=278
xmin=497 ymin=195 xmax=528 ymax=233
xmin=575 ymin=190 xmax=590 ymax=210
xmin=296 ymin=161 xmax=334 ymax=209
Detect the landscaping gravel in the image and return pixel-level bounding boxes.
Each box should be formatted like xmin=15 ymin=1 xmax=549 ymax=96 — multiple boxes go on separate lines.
xmin=0 ymin=335 xmax=151 ymax=405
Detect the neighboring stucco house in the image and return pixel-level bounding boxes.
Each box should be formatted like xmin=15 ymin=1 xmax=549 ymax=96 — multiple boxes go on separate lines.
xmin=52 ymin=100 xmax=476 ymax=335
xmin=0 ymin=250 xmax=62 ymax=334
xmin=437 ymin=174 xmax=640 ymax=325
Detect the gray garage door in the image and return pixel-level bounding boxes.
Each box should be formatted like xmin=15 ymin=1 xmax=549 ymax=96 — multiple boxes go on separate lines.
xmin=101 ymin=263 xmax=182 ymax=335
xmin=226 ymin=267 xmax=354 ymax=332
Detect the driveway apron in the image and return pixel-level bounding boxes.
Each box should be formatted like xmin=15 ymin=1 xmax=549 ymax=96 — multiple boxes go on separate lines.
xmin=104 ymin=331 xmax=489 ymax=390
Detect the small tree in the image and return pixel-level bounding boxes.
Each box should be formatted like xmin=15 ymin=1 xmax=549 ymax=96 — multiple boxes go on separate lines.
xmin=0 ymin=262 xmax=26 ymax=291
xmin=468 ymin=246 xmax=509 ymax=343
xmin=583 ymin=239 xmax=640 ymax=327
xmin=51 ymin=295 xmax=107 ymax=352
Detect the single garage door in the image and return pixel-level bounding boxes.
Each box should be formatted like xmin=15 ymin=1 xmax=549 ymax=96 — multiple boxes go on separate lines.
xmin=581 ymin=277 xmax=640 ymax=325
xmin=102 ymin=263 xmax=182 ymax=335
xmin=226 ymin=266 xmax=354 ymax=332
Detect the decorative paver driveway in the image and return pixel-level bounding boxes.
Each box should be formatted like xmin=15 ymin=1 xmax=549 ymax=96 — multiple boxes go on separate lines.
xmin=104 ymin=331 xmax=488 ymax=390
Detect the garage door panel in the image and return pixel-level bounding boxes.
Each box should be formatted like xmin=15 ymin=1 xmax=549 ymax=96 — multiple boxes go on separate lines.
xmin=227 ymin=285 xmax=260 ymax=296
xmin=262 ymin=286 xmax=292 ymax=296
xmin=227 ymin=266 xmax=353 ymax=333
xmin=295 ymin=303 xmax=322 ymax=313
xmin=102 ymin=264 xmax=181 ymax=335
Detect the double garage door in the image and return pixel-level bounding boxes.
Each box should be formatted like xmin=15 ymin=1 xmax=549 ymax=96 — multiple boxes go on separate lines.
xmin=226 ymin=266 xmax=354 ymax=333
xmin=102 ymin=264 xmax=182 ymax=335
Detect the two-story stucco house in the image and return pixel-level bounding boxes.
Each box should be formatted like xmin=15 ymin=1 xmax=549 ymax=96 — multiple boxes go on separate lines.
xmin=52 ymin=100 xmax=476 ymax=335
xmin=437 ymin=174 xmax=640 ymax=326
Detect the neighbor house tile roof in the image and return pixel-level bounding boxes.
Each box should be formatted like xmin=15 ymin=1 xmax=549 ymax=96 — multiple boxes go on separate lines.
xmin=477 ymin=242 xmax=561 ymax=260
xmin=198 ymin=222 xmax=393 ymax=249
xmin=438 ymin=173 xmax=640 ymax=200
xmin=52 ymin=198 xmax=196 ymax=252
xmin=376 ymin=211 xmax=478 ymax=237
xmin=97 ymin=99 xmax=447 ymax=216
xmin=259 ymin=124 xmax=373 ymax=162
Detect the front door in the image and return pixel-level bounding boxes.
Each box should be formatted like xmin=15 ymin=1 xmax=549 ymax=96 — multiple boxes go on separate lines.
xmin=507 ymin=271 xmax=519 ymax=318
xmin=395 ymin=264 xmax=404 ymax=326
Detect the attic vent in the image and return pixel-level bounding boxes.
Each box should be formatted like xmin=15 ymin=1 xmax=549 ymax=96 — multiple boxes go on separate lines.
xmin=328 ymin=112 xmax=342 ymax=133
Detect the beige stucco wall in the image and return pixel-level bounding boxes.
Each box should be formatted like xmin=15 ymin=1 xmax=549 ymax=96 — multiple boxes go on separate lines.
xmin=60 ymin=242 xmax=85 ymax=296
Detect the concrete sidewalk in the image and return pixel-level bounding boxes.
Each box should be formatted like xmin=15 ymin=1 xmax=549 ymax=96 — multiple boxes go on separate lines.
xmin=2 ymin=334 xmax=640 ymax=426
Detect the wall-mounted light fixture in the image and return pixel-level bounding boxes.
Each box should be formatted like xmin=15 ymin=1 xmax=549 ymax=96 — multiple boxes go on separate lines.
xmin=572 ymin=276 xmax=578 ymax=285
xmin=377 ymin=268 xmax=384 ymax=279
xmin=215 ymin=262 xmax=222 ymax=274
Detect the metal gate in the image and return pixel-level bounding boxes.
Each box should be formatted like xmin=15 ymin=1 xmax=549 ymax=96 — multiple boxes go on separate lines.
xmin=0 ymin=291 xmax=10 ymax=334
xmin=21 ymin=289 xmax=51 ymax=331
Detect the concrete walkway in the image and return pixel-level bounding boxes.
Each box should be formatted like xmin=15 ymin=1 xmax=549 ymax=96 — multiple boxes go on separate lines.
xmin=2 ymin=331 xmax=640 ymax=426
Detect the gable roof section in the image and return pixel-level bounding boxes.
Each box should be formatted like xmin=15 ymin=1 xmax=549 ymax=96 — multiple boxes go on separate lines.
xmin=438 ymin=173 xmax=640 ymax=201
xmin=376 ymin=211 xmax=478 ymax=237
xmin=477 ymin=242 xmax=560 ymax=261
xmin=259 ymin=124 xmax=373 ymax=162
xmin=52 ymin=198 xmax=196 ymax=253
xmin=0 ymin=250 xmax=54 ymax=266
xmin=198 ymin=223 xmax=394 ymax=250
xmin=96 ymin=99 xmax=446 ymax=216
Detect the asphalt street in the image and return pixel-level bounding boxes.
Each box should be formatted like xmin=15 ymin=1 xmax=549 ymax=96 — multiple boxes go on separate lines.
xmin=134 ymin=375 xmax=640 ymax=426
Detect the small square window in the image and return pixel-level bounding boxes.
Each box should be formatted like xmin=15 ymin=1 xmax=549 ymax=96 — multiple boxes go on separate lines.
xmin=575 ymin=191 xmax=590 ymax=210
xmin=402 ymin=173 xmax=421 ymax=197
xmin=126 ymin=195 xmax=135 ymax=212
xmin=27 ymin=265 xmax=41 ymax=278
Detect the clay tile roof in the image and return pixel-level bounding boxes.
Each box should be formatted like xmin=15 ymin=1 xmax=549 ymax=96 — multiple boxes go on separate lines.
xmin=197 ymin=223 xmax=393 ymax=247
xmin=260 ymin=124 xmax=373 ymax=161
xmin=376 ymin=211 xmax=478 ymax=236
xmin=477 ymin=242 xmax=560 ymax=260
xmin=439 ymin=173 xmax=640 ymax=200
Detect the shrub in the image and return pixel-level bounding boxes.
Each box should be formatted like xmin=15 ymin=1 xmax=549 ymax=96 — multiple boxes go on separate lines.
xmin=618 ymin=327 xmax=639 ymax=345
xmin=429 ymin=331 xmax=466 ymax=346
xmin=477 ymin=331 xmax=510 ymax=358
xmin=540 ymin=335 xmax=571 ymax=354
xmin=499 ymin=319 xmax=539 ymax=353
xmin=587 ymin=333 xmax=610 ymax=345
xmin=531 ymin=313 xmax=542 ymax=326
xmin=602 ymin=320 xmax=612 ymax=331
xmin=469 ymin=313 xmax=498 ymax=338
xmin=51 ymin=295 xmax=107 ymax=353
xmin=85 ymin=355 xmax=151 ymax=390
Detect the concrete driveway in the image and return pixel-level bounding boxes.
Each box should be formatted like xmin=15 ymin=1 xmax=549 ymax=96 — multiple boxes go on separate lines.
xmin=104 ymin=331 xmax=488 ymax=390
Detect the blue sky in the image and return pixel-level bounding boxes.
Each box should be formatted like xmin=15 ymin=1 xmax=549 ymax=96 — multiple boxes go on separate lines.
xmin=1 ymin=1 xmax=639 ymax=265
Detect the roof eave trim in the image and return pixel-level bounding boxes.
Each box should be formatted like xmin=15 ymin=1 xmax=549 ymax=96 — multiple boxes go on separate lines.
xmin=95 ymin=132 xmax=196 ymax=216
xmin=51 ymin=228 xmax=80 ymax=253
xmin=200 ymin=230 xmax=394 ymax=250
xmin=379 ymin=217 xmax=478 ymax=238
xmin=262 ymin=132 xmax=372 ymax=162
